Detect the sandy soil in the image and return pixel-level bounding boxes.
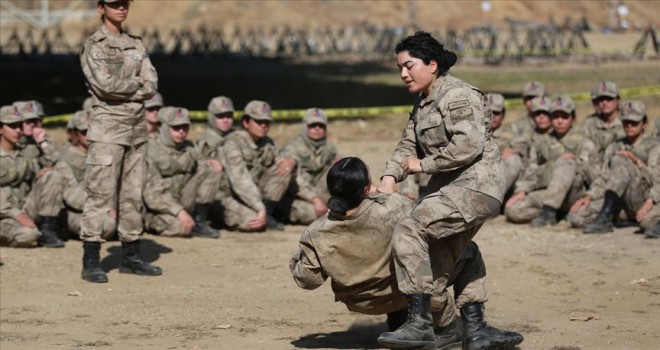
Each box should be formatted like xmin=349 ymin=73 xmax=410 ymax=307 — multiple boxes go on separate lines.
xmin=1 ymin=115 xmax=659 ymax=350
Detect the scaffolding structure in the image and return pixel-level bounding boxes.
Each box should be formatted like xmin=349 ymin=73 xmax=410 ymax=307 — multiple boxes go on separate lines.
xmin=0 ymin=0 xmax=96 ymax=30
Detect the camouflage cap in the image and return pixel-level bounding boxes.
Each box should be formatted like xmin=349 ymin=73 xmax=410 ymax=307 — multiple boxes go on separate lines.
xmin=0 ymin=105 xmax=23 ymax=124
xmin=486 ymin=93 xmax=505 ymax=113
xmin=620 ymin=100 xmax=646 ymax=122
xmin=208 ymin=96 xmax=234 ymax=115
xmin=71 ymin=110 xmax=92 ymax=131
xmin=594 ymin=81 xmax=619 ymax=98
xmin=145 ymin=93 xmax=164 ymax=109
xmin=530 ymin=96 xmax=551 ymax=113
xmin=522 ymin=81 xmax=545 ymax=98
xmin=244 ymin=100 xmax=273 ymax=122
xmin=303 ymin=107 xmax=328 ymax=126
xmin=82 ymin=96 xmax=94 ymax=110
xmin=102 ymin=0 xmax=131 ymax=3
xmin=549 ymin=95 xmax=575 ymax=114
xmin=13 ymin=100 xmax=43 ymax=120
xmin=159 ymin=106 xmax=190 ymax=126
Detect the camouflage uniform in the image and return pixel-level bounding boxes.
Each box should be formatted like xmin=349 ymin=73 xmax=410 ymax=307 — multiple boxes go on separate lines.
xmin=509 ymin=81 xmax=545 ymax=140
xmin=0 ymin=106 xmax=62 ymax=247
xmin=80 ymin=24 xmax=158 ymax=243
xmin=382 ymin=75 xmax=503 ymax=326
xmin=143 ymin=107 xmax=220 ymax=237
xmin=487 ymin=93 xmax=519 ymax=193
xmin=279 ymin=108 xmax=338 ymax=224
xmin=290 ymin=193 xmax=487 ymax=327
xmin=196 ymin=96 xmax=235 ymax=159
xmin=578 ymin=82 xmax=625 ymax=160
xmin=506 ymin=96 xmax=599 ymax=223
xmin=568 ymin=101 xmax=659 ymax=227
xmin=13 ymin=101 xmax=61 ymax=169
xmin=221 ymin=101 xmax=292 ymax=231
xmin=56 ymin=111 xmax=116 ymax=239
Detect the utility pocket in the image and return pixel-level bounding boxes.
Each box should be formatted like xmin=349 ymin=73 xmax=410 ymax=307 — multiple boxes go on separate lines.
xmin=417 ymin=112 xmax=448 ymax=148
xmin=85 ymin=154 xmax=115 ymax=196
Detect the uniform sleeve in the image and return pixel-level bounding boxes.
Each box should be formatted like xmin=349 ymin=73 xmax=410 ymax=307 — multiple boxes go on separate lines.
xmin=289 ymin=228 xmax=327 ymax=290
xmin=80 ymin=41 xmax=142 ymax=101
xmin=420 ymin=89 xmax=486 ymax=173
xmin=514 ymin=142 xmax=540 ymax=193
xmin=577 ymin=139 xmax=600 ymax=183
xmin=645 ymin=145 xmax=660 ymax=203
xmin=222 ymin=139 xmax=266 ymax=212
xmin=143 ymin=166 xmax=184 ymax=216
xmin=37 ymin=137 xmax=61 ymax=167
xmin=130 ymin=42 xmax=158 ymax=102
xmin=0 ymin=186 xmax=24 ymax=220
xmin=57 ymin=161 xmax=86 ymax=211
xmin=382 ymin=117 xmax=416 ymax=182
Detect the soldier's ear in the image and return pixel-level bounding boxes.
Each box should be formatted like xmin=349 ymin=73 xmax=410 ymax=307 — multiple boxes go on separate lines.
xmin=428 ymin=60 xmax=438 ymax=75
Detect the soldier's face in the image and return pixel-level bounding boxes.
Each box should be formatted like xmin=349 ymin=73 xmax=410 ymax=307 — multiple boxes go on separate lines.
xmin=168 ymin=124 xmax=189 ymax=144
xmin=306 ymin=123 xmax=326 ymax=141
xmin=145 ymin=107 xmax=160 ymax=124
xmin=596 ymin=96 xmax=619 ymax=115
xmin=77 ymin=130 xmax=89 ymax=148
xmin=244 ymin=118 xmax=270 ymax=140
xmin=550 ymin=111 xmax=573 ymax=135
xmin=397 ymin=51 xmax=437 ymax=96
xmin=214 ymin=113 xmax=234 ymax=132
xmin=532 ymin=111 xmax=551 ymax=131
xmin=21 ymin=118 xmax=41 ymax=137
xmin=623 ymin=119 xmax=645 ymax=138
xmin=1 ymin=122 xmax=24 ymax=145
xmin=99 ymin=0 xmax=130 ymax=24
xmin=491 ymin=110 xmax=504 ymax=130
xmin=523 ymin=96 xmax=535 ymax=112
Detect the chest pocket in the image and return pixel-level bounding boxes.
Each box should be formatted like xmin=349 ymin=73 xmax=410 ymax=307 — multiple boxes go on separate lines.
xmin=102 ymin=50 xmax=125 ymax=76
xmin=416 ymin=112 xmax=448 ymax=149
xmin=123 ymin=50 xmax=143 ymax=77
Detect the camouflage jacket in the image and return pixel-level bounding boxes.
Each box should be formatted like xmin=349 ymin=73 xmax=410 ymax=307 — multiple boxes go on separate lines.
xmin=17 ymin=135 xmax=61 ymax=169
xmin=280 ymin=133 xmax=338 ymax=201
xmin=55 ymin=146 xmax=88 ymax=211
xmin=382 ymin=74 xmax=504 ymax=222
xmin=80 ymin=25 xmax=158 ymax=146
xmin=290 ymin=193 xmax=412 ymax=315
xmin=510 ymin=114 xmax=535 ymax=139
xmin=0 ymin=147 xmax=37 ymax=220
xmin=578 ymin=114 xmax=625 ymax=159
xmin=147 ymin=136 xmax=204 ymax=199
xmin=196 ymin=128 xmax=235 ymax=160
xmin=222 ymin=130 xmax=278 ymax=212
xmin=492 ymin=124 xmax=515 ymax=153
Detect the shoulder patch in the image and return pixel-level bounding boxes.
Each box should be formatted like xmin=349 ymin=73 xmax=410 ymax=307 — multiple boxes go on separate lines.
xmin=450 ymin=106 xmax=474 ymax=122
xmin=448 ymin=100 xmax=469 ymax=110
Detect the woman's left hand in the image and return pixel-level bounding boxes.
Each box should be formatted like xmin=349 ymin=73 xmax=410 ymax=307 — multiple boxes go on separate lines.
xmin=401 ymin=156 xmax=422 ymax=174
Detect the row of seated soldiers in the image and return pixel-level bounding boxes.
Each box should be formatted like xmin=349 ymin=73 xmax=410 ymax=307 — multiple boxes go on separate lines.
xmin=1 ymin=80 xmax=659 ymax=248
xmin=0 ymin=96 xmax=338 ymax=247
xmin=402 ymin=81 xmax=660 ymax=238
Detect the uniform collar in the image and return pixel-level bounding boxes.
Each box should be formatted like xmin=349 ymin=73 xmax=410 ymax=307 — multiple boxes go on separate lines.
xmin=0 ymin=146 xmax=18 ymax=158
xmin=418 ymin=74 xmax=448 ymax=108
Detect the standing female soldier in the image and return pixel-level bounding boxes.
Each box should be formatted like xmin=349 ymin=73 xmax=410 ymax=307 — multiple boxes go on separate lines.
xmin=377 ymin=32 xmax=521 ymax=350
xmin=79 ymin=0 xmax=161 ymax=283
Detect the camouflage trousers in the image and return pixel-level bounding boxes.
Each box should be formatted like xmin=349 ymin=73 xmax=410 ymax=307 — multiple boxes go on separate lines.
xmin=279 ymin=171 xmax=331 ymax=225
xmin=567 ymin=155 xmax=652 ymax=227
xmin=0 ymin=170 xmax=64 ymax=247
xmin=392 ymin=190 xmax=499 ymax=327
xmin=145 ymin=167 xmax=221 ymax=237
xmin=399 ymin=172 xmax=432 ymax=200
xmin=505 ymin=158 xmax=586 ymax=223
xmin=640 ymin=203 xmax=660 ymax=231
xmin=217 ymin=164 xmax=292 ymax=231
xmin=503 ymin=154 xmax=523 ymax=195
xmin=81 ymin=141 xmax=146 ymax=243
xmin=65 ymin=210 xmax=116 ymax=241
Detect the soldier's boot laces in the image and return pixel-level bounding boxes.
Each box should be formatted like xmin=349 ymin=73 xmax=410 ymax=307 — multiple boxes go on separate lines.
xmin=37 ymin=216 xmax=65 ymax=248
xmin=530 ymin=205 xmax=557 ymax=227
xmin=461 ymin=302 xmax=524 ymax=350
xmin=434 ymin=318 xmax=464 ymax=350
xmin=645 ymin=221 xmax=660 ymax=239
xmin=81 ymin=242 xmax=108 ymax=283
xmin=377 ymin=294 xmax=436 ymax=349
xmin=119 ymin=240 xmax=162 ymax=276
xmin=584 ymin=190 xmax=621 ymax=234
xmin=263 ymin=200 xmax=285 ymax=231
xmin=191 ymin=204 xmax=220 ymax=239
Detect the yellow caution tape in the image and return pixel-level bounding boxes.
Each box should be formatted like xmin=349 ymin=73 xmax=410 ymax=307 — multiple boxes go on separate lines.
xmin=43 ymin=85 xmax=660 ymax=125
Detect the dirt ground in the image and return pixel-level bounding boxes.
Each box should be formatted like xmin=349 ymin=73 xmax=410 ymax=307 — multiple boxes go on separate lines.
xmin=1 ymin=114 xmax=659 ymax=350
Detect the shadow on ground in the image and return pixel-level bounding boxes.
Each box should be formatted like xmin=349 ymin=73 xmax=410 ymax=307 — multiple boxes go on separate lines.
xmin=291 ymin=322 xmax=386 ymax=349
xmin=100 ymin=238 xmax=173 ymax=272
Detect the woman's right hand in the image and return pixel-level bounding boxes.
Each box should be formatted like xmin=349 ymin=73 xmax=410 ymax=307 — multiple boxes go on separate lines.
xmin=377 ymin=176 xmax=397 ymax=194
xmin=570 ymin=195 xmax=591 ymax=213
xmin=248 ymin=209 xmax=267 ymax=230
xmin=16 ymin=212 xmax=36 ymax=228
xmin=505 ymin=191 xmax=526 ymax=208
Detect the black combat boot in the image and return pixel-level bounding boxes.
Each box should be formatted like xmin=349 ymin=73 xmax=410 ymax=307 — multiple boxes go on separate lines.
xmin=263 ymin=200 xmax=285 ymax=231
xmin=644 ymin=221 xmax=660 ymax=239
xmin=377 ymin=294 xmax=436 ymax=349
xmin=386 ymin=308 xmax=407 ymax=331
xmin=118 ymin=240 xmax=163 ymax=276
xmin=584 ymin=190 xmax=621 ymax=234
xmin=461 ymin=302 xmax=524 ymax=350
xmin=37 ymin=216 xmax=65 ymax=248
xmin=191 ymin=204 xmax=220 ymax=238
xmin=434 ymin=318 xmax=463 ymax=350
xmin=530 ymin=205 xmax=557 ymax=227
xmin=81 ymin=242 xmax=108 ymax=283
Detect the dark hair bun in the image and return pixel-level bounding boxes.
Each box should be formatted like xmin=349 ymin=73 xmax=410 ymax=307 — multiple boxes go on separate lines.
xmin=327 ymin=196 xmax=350 ymax=216
xmin=443 ymin=51 xmax=457 ymax=69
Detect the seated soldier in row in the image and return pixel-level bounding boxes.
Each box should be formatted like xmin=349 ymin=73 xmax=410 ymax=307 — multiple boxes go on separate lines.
xmin=57 ymin=110 xmax=116 ymax=240
xmin=487 ymin=93 xmax=519 ymax=197
xmin=278 ymin=108 xmax=339 ymax=225
xmin=0 ymin=105 xmax=64 ymax=247
xmin=569 ymin=101 xmax=659 ymax=234
xmin=506 ymin=96 xmax=599 ymax=226
xmin=637 ymin=179 xmax=660 ymax=239
xmin=220 ymin=100 xmax=295 ymax=232
xmin=579 ymin=81 xmax=625 ymax=161
xmin=145 ymin=92 xmax=164 ymax=138
xmin=143 ymin=107 xmax=222 ymax=239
